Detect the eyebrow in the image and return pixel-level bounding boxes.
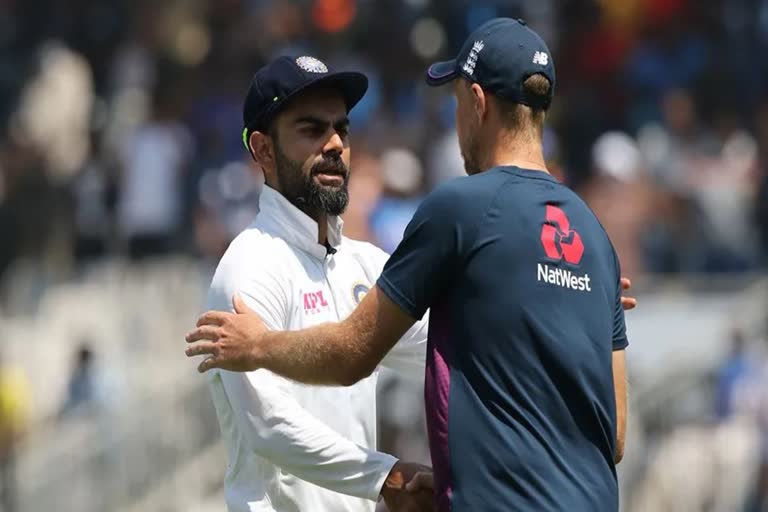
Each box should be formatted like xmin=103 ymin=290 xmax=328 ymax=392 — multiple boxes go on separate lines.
xmin=294 ymin=116 xmax=350 ymax=129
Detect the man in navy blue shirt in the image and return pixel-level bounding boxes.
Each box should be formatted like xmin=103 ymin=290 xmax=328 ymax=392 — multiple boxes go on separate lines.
xmin=187 ymin=18 xmax=630 ymax=512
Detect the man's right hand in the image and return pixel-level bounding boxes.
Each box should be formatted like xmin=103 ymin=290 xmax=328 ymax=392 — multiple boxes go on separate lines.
xmin=380 ymin=461 xmax=434 ymax=511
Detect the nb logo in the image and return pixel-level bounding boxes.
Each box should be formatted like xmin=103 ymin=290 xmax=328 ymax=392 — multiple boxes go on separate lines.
xmin=540 ymin=205 xmax=584 ymax=265
xmin=532 ymin=51 xmax=549 ymax=66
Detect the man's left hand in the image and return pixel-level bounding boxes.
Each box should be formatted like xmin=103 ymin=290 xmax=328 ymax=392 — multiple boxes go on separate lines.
xmin=620 ymin=277 xmax=637 ymax=311
xmin=185 ymin=295 xmax=266 ymax=373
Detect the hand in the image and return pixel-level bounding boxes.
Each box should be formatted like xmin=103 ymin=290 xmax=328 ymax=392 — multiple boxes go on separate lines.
xmin=380 ymin=461 xmax=434 ymax=512
xmin=185 ymin=294 xmax=268 ymax=373
xmin=405 ymin=472 xmax=433 ymax=493
xmin=620 ymin=277 xmax=637 ymax=311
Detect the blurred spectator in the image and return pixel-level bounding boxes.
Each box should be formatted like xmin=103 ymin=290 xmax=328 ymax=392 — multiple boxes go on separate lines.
xmin=58 ymin=343 xmax=97 ymax=419
xmin=696 ymin=107 xmax=760 ymax=269
xmin=0 ymin=353 xmax=29 ymax=512
xmin=117 ymin=85 xmax=192 ymax=260
xmin=13 ymin=41 xmax=93 ymax=182
xmin=637 ymin=87 xmax=756 ymax=273
xmin=580 ymin=131 xmax=656 ymax=276
xmin=0 ymin=160 xmax=14 ymax=281
xmin=715 ymin=329 xmax=759 ymax=421
xmin=71 ymin=132 xmax=114 ymax=264
xmin=0 ymin=140 xmax=55 ymax=268
xmin=624 ymin=17 xmax=709 ymax=130
xmin=757 ymin=167 xmax=768 ymax=270
xmin=193 ymin=160 xmax=261 ymax=261
xmin=754 ymin=101 xmax=768 ymax=269
xmin=640 ymin=88 xmax=720 ymax=192
xmin=343 ymin=148 xmax=383 ymax=242
xmin=747 ymin=327 xmax=768 ymax=512
xmin=369 ymin=148 xmax=424 ymax=254
xmin=427 ymin=127 xmax=466 ymax=187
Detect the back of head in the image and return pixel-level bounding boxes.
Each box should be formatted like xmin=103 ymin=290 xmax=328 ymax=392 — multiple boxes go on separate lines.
xmin=495 ymin=73 xmax=551 ymax=140
xmin=425 ymin=17 xmax=555 ymax=144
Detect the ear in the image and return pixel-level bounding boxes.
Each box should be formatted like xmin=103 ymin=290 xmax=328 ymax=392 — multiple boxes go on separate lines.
xmin=249 ymin=130 xmax=276 ymax=180
xmin=470 ymin=83 xmax=487 ymax=121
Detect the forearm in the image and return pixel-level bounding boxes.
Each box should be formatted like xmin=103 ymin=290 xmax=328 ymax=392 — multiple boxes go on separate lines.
xmin=612 ymin=350 xmax=627 ymax=464
xmin=261 ymin=322 xmax=381 ymax=386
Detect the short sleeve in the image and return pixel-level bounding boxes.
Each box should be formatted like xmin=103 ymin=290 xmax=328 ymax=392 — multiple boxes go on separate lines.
xmin=377 ymin=183 xmax=469 ymax=320
xmin=611 ymin=251 xmax=629 ymax=351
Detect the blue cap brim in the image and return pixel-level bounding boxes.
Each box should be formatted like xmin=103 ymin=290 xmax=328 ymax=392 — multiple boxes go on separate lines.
xmin=311 ymin=71 xmax=369 ymax=111
xmin=248 ymin=71 xmax=368 ymax=134
xmin=426 ymin=60 xmax=458 ymax=86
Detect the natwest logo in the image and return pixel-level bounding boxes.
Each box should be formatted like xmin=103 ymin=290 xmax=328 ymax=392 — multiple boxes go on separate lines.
xmin=540 ymin=205 xmax=584 ymax=265
xmin=537 ymin=264 xmax=591 ymax=292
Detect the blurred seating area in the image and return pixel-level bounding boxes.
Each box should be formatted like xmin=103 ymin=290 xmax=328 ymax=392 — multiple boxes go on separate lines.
xmin=0 ymin=258 xmax=221 ymax=511
xmin=0 ymin=260 xmax=764 ymax=512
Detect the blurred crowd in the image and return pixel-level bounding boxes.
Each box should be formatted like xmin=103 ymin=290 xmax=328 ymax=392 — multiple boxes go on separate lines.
xmin=622 ymin=324 xmax=768 ymax=512
xmin=0 ymin=0 xmax=766 ymax=289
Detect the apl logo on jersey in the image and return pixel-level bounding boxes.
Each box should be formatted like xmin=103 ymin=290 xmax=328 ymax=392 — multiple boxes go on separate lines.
xmin=538 ymin=205 xmax=592 ymax=292
xmin=303 ymin=290 xmax=330 ymax=314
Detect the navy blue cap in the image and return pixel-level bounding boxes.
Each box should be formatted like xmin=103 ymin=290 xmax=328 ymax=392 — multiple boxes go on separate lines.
xmin=242 ymin=56 xmax=368 ymax=149
xmin=426 ymin=18 xmax=555 ymax=110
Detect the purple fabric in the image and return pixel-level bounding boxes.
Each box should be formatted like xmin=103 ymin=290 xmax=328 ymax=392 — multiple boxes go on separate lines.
xmin=425 ymin=302 xmax=453 ymax=511
xmin=428 ymin=65 xmax=453 ymax=79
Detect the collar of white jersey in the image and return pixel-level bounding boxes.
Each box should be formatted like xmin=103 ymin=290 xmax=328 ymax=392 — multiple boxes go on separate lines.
xmin=256 ymin=185 xmax=344 ymax=259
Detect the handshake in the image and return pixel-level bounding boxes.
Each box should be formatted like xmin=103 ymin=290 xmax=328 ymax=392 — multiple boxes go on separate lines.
xmin=380 ymin=461 xmax=434 ymax=512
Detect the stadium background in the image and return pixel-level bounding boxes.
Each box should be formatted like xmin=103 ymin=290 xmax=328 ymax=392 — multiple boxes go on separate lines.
xmin=0 ymin=0 xmax=767 ymax=510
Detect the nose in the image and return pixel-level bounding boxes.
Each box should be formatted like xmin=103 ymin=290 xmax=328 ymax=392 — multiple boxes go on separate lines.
xmin=323 ymin=132 xmax=343 ymax=157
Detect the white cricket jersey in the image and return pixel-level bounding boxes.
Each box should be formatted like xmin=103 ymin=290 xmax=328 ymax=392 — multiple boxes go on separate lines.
xmin=204 ymin=185 xmax=428 ymax=512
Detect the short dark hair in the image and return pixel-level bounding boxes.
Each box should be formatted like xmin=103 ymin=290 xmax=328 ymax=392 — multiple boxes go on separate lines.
xmin=497 ymin=73 xmax=551 ymax=137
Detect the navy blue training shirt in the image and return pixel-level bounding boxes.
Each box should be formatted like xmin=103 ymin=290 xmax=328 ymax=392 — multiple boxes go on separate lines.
xmin=377 ymin=166 xmax=629 ymax=512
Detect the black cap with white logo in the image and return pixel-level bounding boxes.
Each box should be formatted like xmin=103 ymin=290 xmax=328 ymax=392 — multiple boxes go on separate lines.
xmin=426 ymin=18 xmax=556 ymax=110
xmin=242 ymin=56 xmax=368 ymax=149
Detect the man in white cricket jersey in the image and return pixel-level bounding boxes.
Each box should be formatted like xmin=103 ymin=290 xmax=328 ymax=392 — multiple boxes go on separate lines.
xmin=201 ymin=55 xmax=433 ymax=512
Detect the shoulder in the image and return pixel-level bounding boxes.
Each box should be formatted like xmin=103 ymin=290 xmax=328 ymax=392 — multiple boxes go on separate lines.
xmin=342 ymin=237 xmax=390 ymax=259
xmin=416 ymin=173 xmax=503 ymax=227
xmin=340 ymin=237 xmax=391 ymax=272
xmin=209 ymin=226 xmax=295 ymax=295
xmin=217 ymin=226 xmax=285 ymax=270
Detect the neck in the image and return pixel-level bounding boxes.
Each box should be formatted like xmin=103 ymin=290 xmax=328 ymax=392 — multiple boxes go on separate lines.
xmin=317 ymin=214 xmax=328 ymax=245
xmin=296 ymin=205 xmax=329 ymax=245
xmin=266 ymin=183 xmax=329 ymax=245
xmin=478 ymin=130 xmax=548 ymax=174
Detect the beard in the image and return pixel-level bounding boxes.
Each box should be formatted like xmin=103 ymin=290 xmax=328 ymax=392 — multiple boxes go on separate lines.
xmin=273 ymin=144 xmax=350 ymax=218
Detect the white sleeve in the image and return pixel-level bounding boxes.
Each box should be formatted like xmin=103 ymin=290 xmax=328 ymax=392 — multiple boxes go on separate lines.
xmin=361 ymin=242 xmax=428 ymax=378
xmin=380 ymin=312 xmax=428 ymax=379
xmin=209 ymin=256 xmax=397 ymax=501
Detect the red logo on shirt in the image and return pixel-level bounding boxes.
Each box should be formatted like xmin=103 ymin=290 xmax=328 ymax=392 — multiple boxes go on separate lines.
xmin=303 ymin=290 xmax=329 ymax=314
xmin=541 ymin=205 xmax=584 ymax=265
